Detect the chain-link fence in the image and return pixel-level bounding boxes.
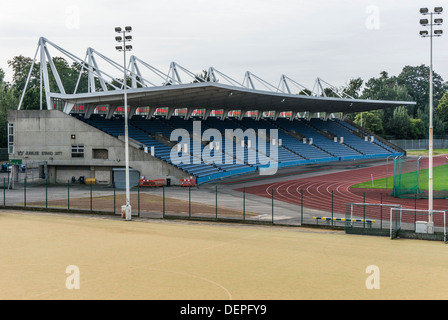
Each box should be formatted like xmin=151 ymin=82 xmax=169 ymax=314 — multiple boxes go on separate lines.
xmin=388 ymin=138 xmax=448 ymax=151
xmin=1 ymin=178 xmax=426 ymax=231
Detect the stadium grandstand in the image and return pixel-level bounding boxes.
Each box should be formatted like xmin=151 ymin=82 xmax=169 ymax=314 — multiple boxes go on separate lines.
xmin=7 ymin=37 xmax=414 ymax=186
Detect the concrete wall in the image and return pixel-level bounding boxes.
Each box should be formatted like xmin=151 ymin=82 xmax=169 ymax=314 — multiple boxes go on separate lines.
xmin=7 ymin=110 xmax=187 ymax=185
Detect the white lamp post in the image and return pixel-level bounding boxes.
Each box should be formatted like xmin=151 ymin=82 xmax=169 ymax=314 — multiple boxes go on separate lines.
xmin=420 ymin=7 xmax=443 ymax=233
xmin=115 ymin=26 xmax=133 ymax=221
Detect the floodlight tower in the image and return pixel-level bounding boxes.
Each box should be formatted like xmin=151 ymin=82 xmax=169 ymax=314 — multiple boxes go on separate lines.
xmin=419 ymin=7 xmax=443 ymax=232
xmin=115 ymin=26 xmax=133 ymax=221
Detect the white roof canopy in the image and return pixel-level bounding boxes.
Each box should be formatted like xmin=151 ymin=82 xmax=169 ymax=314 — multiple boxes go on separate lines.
xmin=18 ymin=37 xmax=415 ymax=117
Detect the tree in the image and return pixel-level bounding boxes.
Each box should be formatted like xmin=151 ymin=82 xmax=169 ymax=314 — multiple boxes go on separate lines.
xmin=353 ymin=110 xmax=383 ymax=135
xmin=193 ymin=70 xmax=211 ymax=83
xmin=0 ymin=82 xmax=19 ymax=147
xmin=388 ymin=106 xmax=410 ymax=139
xmin=434 ymin=116 xmax=446 ymax=137
xmin=7 ymin=55 xmax=39 ymax=92
xmin=408 ymin=118 xmax=426 ymax=139
xmin=435 ymin=90 xmax=448 ymax=124
xmin=360 ymin=71 xmax=413 ymax=137
xmin=48 ymin=57 xmax=78 ymax=94
xmin=7 ymin=55 xmax=90 ymax=110
xmin=362 ymin=71 xmax=412 ymax=102
xmin=397 ymin=65 xmax=445 ymax=117
xmin=298 ymin=89 xmax=312 ymax=96
xmin=343 ymin=78 xmax=363 ymax=99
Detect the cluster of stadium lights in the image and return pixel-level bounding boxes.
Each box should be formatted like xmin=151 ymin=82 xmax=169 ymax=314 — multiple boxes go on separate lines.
xmin=419 ymin=7 xmax=443 ymax=231
xmin=115 ymin=26 xmax=133 ymax=221
xmin=419 ymin=7 xmax=443 ymax=37
xmin=115 ymin=26 xmax=133 ymax=52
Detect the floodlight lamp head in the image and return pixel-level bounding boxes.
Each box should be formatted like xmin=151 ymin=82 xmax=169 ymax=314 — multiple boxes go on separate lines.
xmin=115 ymin=36 xmax=122 ymax=42
xmin=420 ymin=30 xmax=429 ymax=36
xmin=115 ymin=27 xmax=122 ymax=33
xmin=115 ymin=46 xmax=123 ymax=51
xmin=434 ymin=29 xmax=443 ymax=35
xmin=125 ymin=45 xmax=133 ymax=51
xmin=434 ymin=18 xmax=443 ymax=24
xmin=420 ymin=19 xmax=429 ymax=25
xmin=125 ymin=35 xmax=132 ymax=41
xmin=434 ymin=7 xmax=443 ymax=13
xmin=420 ymin=8 xmax=429 ymax=14
xmin=125 ymin=26 xmax=132 ymax=32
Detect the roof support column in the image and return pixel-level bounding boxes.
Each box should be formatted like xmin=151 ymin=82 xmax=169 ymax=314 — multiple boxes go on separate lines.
xmin=289 ymin=112 xmax=296 ymax=121
xmin=273 ymin=110 xmax=280 ymax=121
xmin=63 ymin=102 xmax=75 ymax=114
xmin=84 ymin=104 xmax=96 ymax=119
xmin=128 ymin=105 xmax=137 ymax=119
xmin=167 ymin=107 xmax=176 ymax=120
xmin=106 ymin=105 xmax=118 ymax=119
xmin=304 ymin=112 xmax=311 ymax=121
xmin=221 ymin=109 xmax=228 ymax=120
xmin=203 ymin=109 xmax=212 ymax=120
xmin=185 ymin=108 xmax=194 ymax=120
xmin=146 ymin=106 xmax=156 ymax=119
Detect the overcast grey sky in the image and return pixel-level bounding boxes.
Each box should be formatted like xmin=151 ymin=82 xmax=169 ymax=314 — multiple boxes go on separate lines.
xmin=1 ymin=0 xmax=447 ymax=91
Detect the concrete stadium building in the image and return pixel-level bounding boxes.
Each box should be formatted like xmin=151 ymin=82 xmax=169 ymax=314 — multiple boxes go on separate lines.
xmin=7 ymin=38 xmax=414 ymax=187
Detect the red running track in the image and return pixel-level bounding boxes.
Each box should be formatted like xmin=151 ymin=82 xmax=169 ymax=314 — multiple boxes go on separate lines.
xmin=236 ymin=156 xmax=448 ymax=225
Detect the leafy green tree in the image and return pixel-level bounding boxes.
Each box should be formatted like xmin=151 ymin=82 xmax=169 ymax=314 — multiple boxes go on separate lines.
xmin=48 ymin=57 xmax=78 ymax=94
xmin=7 ymin=55 xmax=40 ymax=92
xmin=408 ymin=118 xmax=426 ymax=139
xmin=0 ymin=81 xmax=19 ymax=147
xmin=397 ymin=65 xmax=445 ymax=117
xmin=435 ymin=90 xmax=448 ymax=124
xmin=388 ymin=106 xmax=410 ymax=139
xmin=434 ymin=116 xmax=446 ymax=137
xmin=193 ymin=70 xmax=211 ymax=83
xmin=353 ymin=110 xmax=383 ymax=135
xmin=343 ymin=78 xmax=363 ymax=99
xmin=362 ymin=71 xmax=412 ymax=102
xmin=360 ymin=71 xmax=413 ymax=137
xmin=298 ymin=89 xmax=312 ymax=96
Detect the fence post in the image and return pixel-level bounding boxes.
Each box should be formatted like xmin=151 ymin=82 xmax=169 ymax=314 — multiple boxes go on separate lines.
xmin=301 ymin=189 xmax=304 ymax=225
xmin=271 ymin=188 xmax=274 ymax=225
xmin=67 ymin=180 xmax=70 ymax=210
xmin=138 ymin=184 xmax=140 ymax=217
xmin=380 ymin=192 xmax=383 ymax=230
xmin=3 ymin=177 xmax=5 ymax=206
xmin=363 ymin=192 xmax=366 ymax=229
xmin=163 ymin=185 xmax=165 ymax=218
xmin=243 ymin=186 xmax=246 ymax=222
xmin=90 ymin=183 xmax=93 ymax=212
xmin=24 ymin=177 xmax=27 ymax=208
xmin=45 ymin=178 xmax=48 ymax=209
xmin=331 ymin=190 xmax=334 ymax=228
xmin=113 ymin=184 xmax=116 ymax=215
xmin=189 ymin=186 xmax=191 ymax=218
xmin=215 ymin=184 xmax=218 ymax=220
xmin=414 ymin=195 xmax=417 ymax=232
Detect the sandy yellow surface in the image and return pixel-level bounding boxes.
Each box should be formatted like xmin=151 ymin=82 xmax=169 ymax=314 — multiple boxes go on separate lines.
xmin=1 ymin=210 xmax=448 ymax=300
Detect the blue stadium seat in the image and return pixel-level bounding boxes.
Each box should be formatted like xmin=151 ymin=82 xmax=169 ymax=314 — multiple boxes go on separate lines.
xmin=73 ymin=113 xmax=400 ymax=184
